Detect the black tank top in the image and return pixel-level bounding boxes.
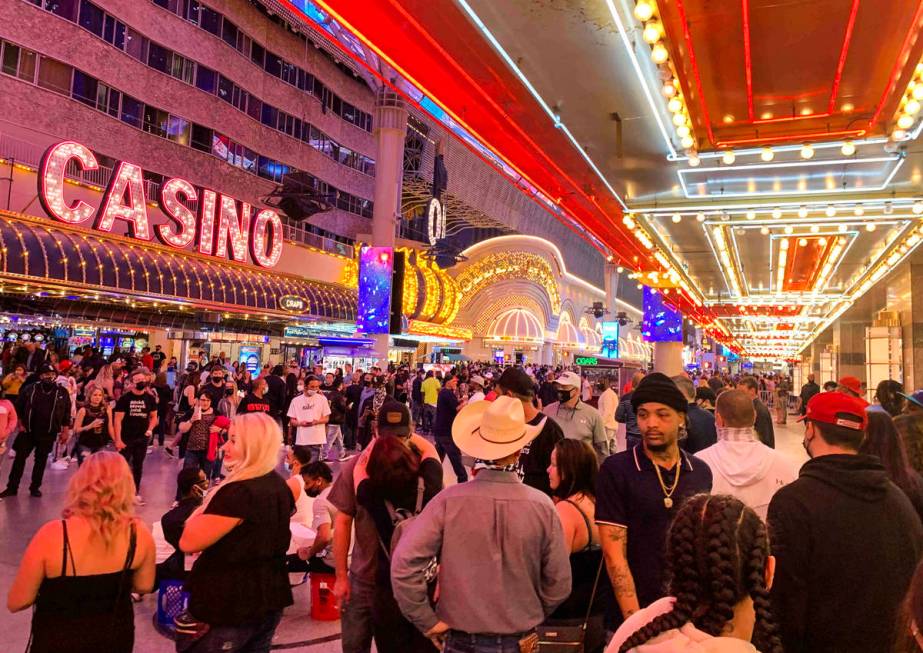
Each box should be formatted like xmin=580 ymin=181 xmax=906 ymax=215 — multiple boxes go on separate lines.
xmin=549 ymin=499 xmax=605 ymax=620
xmin=77 ymin=404 xmax=109 ymax=449
xmin=29 ymin=520 xmax=137 ymax=653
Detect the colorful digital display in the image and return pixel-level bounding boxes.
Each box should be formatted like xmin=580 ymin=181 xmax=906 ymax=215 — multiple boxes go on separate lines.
xmin=356 ymin=246 xmax=394 ymax=335
xmin=600 ymin=321 xmax=620 ymax=358
xmin=239 ymin=346 xmax=261 ymax=373
xmin=641 ymin=286 xmax=683 ymax=342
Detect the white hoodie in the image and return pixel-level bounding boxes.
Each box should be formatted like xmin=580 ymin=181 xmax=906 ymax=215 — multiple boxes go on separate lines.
xmin=607 ymin=597 xmax=759 ymax=653
xmin=695 ymin=427 xmax=800 ymax=521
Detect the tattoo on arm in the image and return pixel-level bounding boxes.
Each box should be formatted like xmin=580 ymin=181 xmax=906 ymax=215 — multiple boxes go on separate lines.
xmin=600 ymin=525 xmax=640 ymax=616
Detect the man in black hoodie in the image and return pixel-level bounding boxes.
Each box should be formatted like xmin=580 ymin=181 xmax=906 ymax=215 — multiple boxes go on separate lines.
xmin=768 ymin=391 xmax=923 ymax=653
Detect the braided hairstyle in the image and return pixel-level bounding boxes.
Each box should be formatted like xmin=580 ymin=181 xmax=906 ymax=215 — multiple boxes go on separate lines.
xmin=618 ymin=494 xmax=782 ymax=653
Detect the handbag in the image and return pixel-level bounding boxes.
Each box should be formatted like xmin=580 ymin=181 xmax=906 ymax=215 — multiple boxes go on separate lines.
xmin=536 ymin=555 xmax=604 ymax=652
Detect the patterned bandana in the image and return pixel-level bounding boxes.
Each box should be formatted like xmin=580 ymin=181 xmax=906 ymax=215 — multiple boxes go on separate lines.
xmin=717 ymin=426 xmax=760 ymax=442
xmin=473 ymin=459 xmax=520 ymax=473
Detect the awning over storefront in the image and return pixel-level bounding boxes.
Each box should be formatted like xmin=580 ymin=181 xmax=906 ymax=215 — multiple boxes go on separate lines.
xmin=0 ymin=212 xmax=356 ymax=321
xmin=554 ymin=315 xmax=584 ymax=350
xmin=484 ymin=308 xmax=545 ymax=345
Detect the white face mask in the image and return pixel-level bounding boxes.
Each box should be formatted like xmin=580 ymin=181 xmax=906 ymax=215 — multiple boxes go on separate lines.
xmin=306 ymin=389 xmax=317 ymax=396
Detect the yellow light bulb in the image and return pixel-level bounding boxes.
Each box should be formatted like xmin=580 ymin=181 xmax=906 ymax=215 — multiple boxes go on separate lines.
xmin=672 ymin=213 xmax=682 ymax=223
xmin=673 ymin=112 xmax=687 ymax=127
xmin=680 ymin=135 xmax=695 ymax=149
xmin=898 ymin=114 xmax=915 ymax=130
xmin=798 ymin=238 xmax=808 ymax=246
xmin=841 ymin=141 xmax=856 ymax=156
xmin=761 ymin=147 xmax=774 ymax=162
xmin=746 ymin=211 xmax=756 ymax=220
xmin=634 ymin=0 xmax=655 ymax=21
xmin=914 ymin=85 xmax=923 ymax=101
xmin=651 ymin=43 xmax=669 ymax=64
xmin=800 ymin=143 xmax=814 ymax=159
xmin=643 ymin=22 xmax=663 ymax=44
xmin=906 ymin=99 xmax=922 ymax=115
xmin=696 ymin=213 xmax=706 ymax=222
xmin=722 ymin=150 xmax=736 ymax=165
xmin=866 ymin=223 xmax=876 ymax=232
xmin=667 ymin=97 xmax=683 ymax=113
xmin=688 ymin=153 xmax=701 ymax=167
xmin=772 ymin=208 xmax=782 ymax=219
xmin=662 ymin=82 xmax=676 ymax=98
xmin=798 ymin=206 xmax=809 ymax=218
xmin=676 ymin=124 xmax=691 ymax=138
xmin=760 ymin=226 xmax=770 ymax=235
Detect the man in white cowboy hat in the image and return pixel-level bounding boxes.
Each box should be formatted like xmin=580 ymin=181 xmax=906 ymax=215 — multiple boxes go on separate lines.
xmin=543 ymin=370 xmax=609 ymax=464
xmin=468 ymin=375 xmax=486 ymax=403
xmin=391 ymin=396 xmax=571 ymax=653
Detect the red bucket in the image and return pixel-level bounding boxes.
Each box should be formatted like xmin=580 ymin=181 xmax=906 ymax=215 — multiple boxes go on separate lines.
xmin=310 ymin=572 xmax=340 ymax=621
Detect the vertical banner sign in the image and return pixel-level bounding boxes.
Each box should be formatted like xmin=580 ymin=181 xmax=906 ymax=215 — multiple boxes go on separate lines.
xmin=357 ymin=246 xmax=394 ymax=334
xmin=601 ymin=321 xmax=620 ymax=358
xmin=641 ymin=286 xmax=683 ymax=342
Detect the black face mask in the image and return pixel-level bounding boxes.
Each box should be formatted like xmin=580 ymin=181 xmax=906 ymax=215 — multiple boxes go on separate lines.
xmin=212 ymin=377 xmax=223 ymax=385
xmin=225 ymin=388 xmax=234 ymax=396
xmin=557 ymin=388 xmax=574 ymax=403
xmin=134 ymin=382 xmax=148 ymax=390
xmin=39 ymin=379 xmax=55 ymax=390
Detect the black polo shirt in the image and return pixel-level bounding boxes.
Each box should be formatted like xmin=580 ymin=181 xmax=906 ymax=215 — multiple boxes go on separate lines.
xmin=595 ymin=444 xmax=712 ymax=625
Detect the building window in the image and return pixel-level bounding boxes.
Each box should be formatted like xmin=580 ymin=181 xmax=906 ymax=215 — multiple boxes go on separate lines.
xmin=195 ymin=64 xmax=216 ymax=93
xmin=250 ymin=40 xmax=265 ymax=68
xmin=71 ymin=69 xmax=98 ymax=107
xmin=166 ymin=115 xmax=190 ymax=146
xmin=120 ymin=94 xmax=143 ymax=128
xmin=17 ymin=49 xmax=37 ymax=83
xmin=191 ymin=123 xmax=212 ymax=152
xmin=44 ymin=0 xmax=79 ymax=21
xmin=199 ymin=5 xmax=221 ymax=35
xmin=103 ymin=15 xmax=126 ymax=49
xmin=1 ymin=43 xmax=18 ymax=77
xmin=147 ymin=42 xmax=170 ymax=73
xmin=143 ymin=105 xmax=169 ymax=137
xmin=125 ymin=28 xmax=148 ymax=62
xmin=36 ymin=56 xmax=72 ymax=93
xmin=78 ymin=1 xmax=105 ymax=36
xmin=170 ymin=52 xmax=195 ymax=84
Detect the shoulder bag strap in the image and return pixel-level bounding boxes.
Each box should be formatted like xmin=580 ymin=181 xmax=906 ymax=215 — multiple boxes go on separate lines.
xmin=563 ymin=499 xmax=593 ymax=552
xmin=61 ymin=519 xmax=76 ymax=577
xmin=414 ymin=475 xmax=425 ymax=514
xmin=581 ymin=555 xmax=606 ymax=632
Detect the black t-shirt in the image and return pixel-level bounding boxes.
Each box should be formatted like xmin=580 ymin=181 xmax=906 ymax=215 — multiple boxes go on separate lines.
xmin=595 ymin=445 xmax=712 ymax=627
xmin=433 ymin=388 xmax=459 ymax=438
xmin=518 ymin=413 xmax=565 ymax=496
xmin=151 ymin=351 xmax=166 ymax=371
xmin=237 ymin=392 xmax=272 ymax=415
xmin=114 ymin=392 xmax=157 ymax=442
xmin=186 ymin=472 xmax=295 ymax=625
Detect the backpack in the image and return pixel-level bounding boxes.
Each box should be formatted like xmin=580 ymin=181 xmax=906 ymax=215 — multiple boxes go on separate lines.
xmin=379 ymin=477 xmax=439 ymax=586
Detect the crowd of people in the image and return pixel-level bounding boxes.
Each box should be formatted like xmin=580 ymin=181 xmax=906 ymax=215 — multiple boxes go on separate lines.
xmin=2 ymin=340 xmax=923 ymax=653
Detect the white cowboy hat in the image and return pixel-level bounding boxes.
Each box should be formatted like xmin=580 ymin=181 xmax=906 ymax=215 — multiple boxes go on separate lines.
xmin=452 ymin=395 xmax=543 ymax=461
xmin=469 ymin=375 xmax=486 ymax=387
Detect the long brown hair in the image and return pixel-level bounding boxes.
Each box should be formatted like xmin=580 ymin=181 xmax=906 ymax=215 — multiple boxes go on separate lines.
xmin=551 ymin=439 xmax=598 ymax=501
xmin=367 ymin=436 xmax=420 ymax=499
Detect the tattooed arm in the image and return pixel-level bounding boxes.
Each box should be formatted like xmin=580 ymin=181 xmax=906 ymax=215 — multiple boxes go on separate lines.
xmin=598 ymin=524 xmax=640 ymax=617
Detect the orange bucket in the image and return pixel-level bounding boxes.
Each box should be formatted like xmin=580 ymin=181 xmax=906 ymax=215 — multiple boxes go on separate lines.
xmin=310 ymin=572 xmax=340 ymax=621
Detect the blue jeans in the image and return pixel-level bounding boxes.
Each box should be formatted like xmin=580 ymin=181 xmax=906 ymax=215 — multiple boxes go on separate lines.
xmin=183 ymin=449 xmax=214 ymax=479
xmin=444 ymin=631 xmax=533 ymax=653
xmin=435 ymin=435 xmax=468 ymax=482
xmin=341 ymin=573 xmax=376 ymax=653
xmin=182 ymin=609 xmax=282 ymax=653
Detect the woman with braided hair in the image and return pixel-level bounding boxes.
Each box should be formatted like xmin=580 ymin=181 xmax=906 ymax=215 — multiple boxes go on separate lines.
xmin=607 ymin=494 xmax=782 ymax=653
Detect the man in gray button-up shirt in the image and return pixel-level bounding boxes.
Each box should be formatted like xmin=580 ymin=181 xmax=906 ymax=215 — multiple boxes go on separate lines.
xmin=391 ymin=396 xmax=571 ymax=650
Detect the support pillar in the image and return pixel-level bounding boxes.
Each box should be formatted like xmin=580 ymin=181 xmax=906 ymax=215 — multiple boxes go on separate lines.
xmin=653 ymin=341 xmax=683 ymax=377
xmin=370 ymin=89 xmax=408 ymax=360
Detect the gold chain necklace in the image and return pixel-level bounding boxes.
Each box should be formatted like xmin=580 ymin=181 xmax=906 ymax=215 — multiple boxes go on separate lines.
xmin=652 ymin=456 xmax=681 ymax=509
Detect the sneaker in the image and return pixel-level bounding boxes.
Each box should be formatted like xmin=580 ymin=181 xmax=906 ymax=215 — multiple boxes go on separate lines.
xmin=50 ymin=459 xmax=69 ymax=471
xmin=29 ymin=489 xmax=42 ymax=498
xmin=0 ymin=488 xmax=16 ymax=499
xmin=164 ymin=446 xmax=175 ymax=458
xmin=134 ymin=495 xmax=146 ymax=506
xmin=146 ymin=446 xmax=153 ymax=454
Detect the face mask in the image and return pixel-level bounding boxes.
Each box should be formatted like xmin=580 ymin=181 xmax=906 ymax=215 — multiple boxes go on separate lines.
xmin=134 ymin=382 xmax=148 ymax=390
xmin=305 ymin=481 xmax=324 ymax=498
xmin=225 ymin=388 xmax=234 ymax=396
xmin=191 ymin=482 xmax=208 ymax=498
xmin=212 ymin=377 xmax=223 ymax=384
xmin=40 ymin=379 xmax=55 ymax=390
xmin=306 ymin=389 xmax=317 ymax=396
xmin=557 ymin=388 xmax=574 ymax=403
xmin=283 ymin=461 xmax=292 ymax=472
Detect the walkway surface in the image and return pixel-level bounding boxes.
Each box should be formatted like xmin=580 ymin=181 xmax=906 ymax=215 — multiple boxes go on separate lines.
xmin=0 ymin=421 xmax=808 ymax=652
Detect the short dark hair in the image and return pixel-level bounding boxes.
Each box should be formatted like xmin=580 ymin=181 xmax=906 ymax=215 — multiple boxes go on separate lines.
xmin=176 ymin=467 xmax=203 ymax=497
xmin=496 ymin=367 xmax=535 ymax=400
xmin=305 ymin=375 xmax=320 ymax=385
xmin=716 ymin=389 xmax=756 ymax=428
xmin=291 ymin=446 xmax=312 ymax=467
xmin=823 ymin=381 xmax=838 ymax=391
xmin=551 ymin=439 xmax=598 ymax=501
xmin=738 ymin=376 xmax=759 ymax=392
xmin=301 ymin=461 xmax=333 ymax=483
xmin=811 ymin=419 xmax=864 ymax=451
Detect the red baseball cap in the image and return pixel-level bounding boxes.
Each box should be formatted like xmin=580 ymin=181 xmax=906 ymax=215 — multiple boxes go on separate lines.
xmin=799 ymin=392 xmax=868 ymax=431
xmin=837 ymin=376 xmax=863 ymax=397
xmin=213 ymin=416 xmax=232 ymax=430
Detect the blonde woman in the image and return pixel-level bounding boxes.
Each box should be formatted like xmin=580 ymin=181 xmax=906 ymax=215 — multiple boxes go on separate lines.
xmin=7 ymin=452 xmax=155 ymax=652
xmin=178 ymin=412 xmax=294 ymax=652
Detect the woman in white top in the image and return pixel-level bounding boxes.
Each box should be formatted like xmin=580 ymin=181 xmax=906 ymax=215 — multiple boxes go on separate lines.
xmin=286 ymin=447 xmax=315 ymax=527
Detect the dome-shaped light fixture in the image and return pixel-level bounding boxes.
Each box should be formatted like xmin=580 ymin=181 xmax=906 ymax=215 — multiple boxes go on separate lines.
xmin=913 ymin=201 xmax=923 ymax=215
xmin=761 ymin=147 xmax=774 ymax=162
xmin=800 ymin=143 xmax=815 ymax=159
xmin=798 ymin=205 xmax=809 ymax=218
xmin=643 ymin=22 xmax=663 ymax=44
xmin=671 ymin=213 xmax=682 ymax=223
xmin=722 ymin=150 xmax=736 ymax=165
xmin=826 ymin=205 xmax=837 ymax=217
xmin=772 ymin=207 xmax=783 ymax=219
xmin=651 ymin=44 xmax=669 ymax=64
xmin=696 ymin=212 xmax=706 ymax=222
xmin=898 ymin=114 xmax=915 ymax=130
xmin=841 ymin=141 xmax=856 ymax=156
xmin=634 ymin=0 xmax=655 ymax=21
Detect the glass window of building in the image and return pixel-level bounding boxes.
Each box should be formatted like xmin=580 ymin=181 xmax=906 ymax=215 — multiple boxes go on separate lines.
xmin=36 ymin=56 xmax=71 ymax=94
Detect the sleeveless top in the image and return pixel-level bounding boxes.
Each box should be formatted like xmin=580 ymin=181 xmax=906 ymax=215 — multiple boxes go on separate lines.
xmin=29 ymin=520 xmax=137 ymax=653
xmin=549 ymin=498 xmax=605 ymax=621
xmin=290 ymin=474 xmax=314 ymax=527
xmin=78 ymin=403 xmax=109 ymax=449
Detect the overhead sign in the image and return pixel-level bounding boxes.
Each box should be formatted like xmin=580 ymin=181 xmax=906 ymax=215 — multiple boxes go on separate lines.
xmin=575 ymin=356 xmax=599 ymax=366
xmin=38 ymin=141 xmax=283 ymax=268
xmin=279 ymin=295 xmax=308 ymax=313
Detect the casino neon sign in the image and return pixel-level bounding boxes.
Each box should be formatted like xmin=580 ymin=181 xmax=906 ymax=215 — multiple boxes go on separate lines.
xmin=37 ymin=141 xmax=283 ymax=268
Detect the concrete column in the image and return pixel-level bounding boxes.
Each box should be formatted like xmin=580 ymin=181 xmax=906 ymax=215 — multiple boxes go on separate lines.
xmin=370 ymin=89 xmax=408 ymax=359
xmin=653 ymin=341 xmax=683 ymax=376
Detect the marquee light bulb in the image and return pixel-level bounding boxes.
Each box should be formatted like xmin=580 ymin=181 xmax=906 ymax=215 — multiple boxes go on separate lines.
xmin=643 ymin=22 xmax=663 ymax=44
xmin=673 ymin=112 xmax=687 ymax=127
xmin=676 ymin=124 xmax=691 ymax=138
xmin=826 ymin=205 xmax=836 ymax=217
xmin=810 ymin=224 xmax=820 ymax=233
xmin=838 ymin=224 xmax=848 ymax=233
xmin=680 ymin=135 xmax=695 ymax=149
xmin=746 ymin=210 xmax=756 ymax=220
xmin=893 ymin=129 xmax=908 ymax=141
xmin=662 ymin=82 xmax=676 ymax=98
xmin=914 ymin=85 xmax=923 ymax=101
xmin=798 ymin=238 xmax=808 ymax=247
xmin=800 ymin=143 xmax=815 ymax=159
xmin=651 ymin=44 xmax=669 ymax=64
xmin=906 ymin=99 xmax=922 ymax=115
xmin=866 ymin=223 xmax=876 ymax=232
xmin=688 ymin=153 xmax=701 ymax=167
xmin=722 ymin=150 xmax=736 ymax=165
xmin=853 ymin=206 xmax=864 ymax=216
xmin=667 ymin=97 xmax=683 ymax=113
xmin=761 ymin=147 xmax=774 ymax=162
xmin=772 ymin=207 xmax=782 ymax=219
xmin=840 ymin=141 xmax=856 ymax=156
xmin=898 ymin=114 xmax=915 ymax=130
xmin=798 ymin=206 xmax=809 ymax=218
xmin=617 ymin=266 xmax=624 ymax=273
xmin=672 ymin=213 xmax=682 ymax=223
xmin=784 ymin=226 xmax=794 ymax=234
xmin=696 ymin=212 xmax=706 ymax=222
xmin=634 ymin=0 xmax=655 ymax=21
xmin=913 ymin=201 xmax=923 ymax=215
xmin=760 ymin=226 xmax=770 ymax=235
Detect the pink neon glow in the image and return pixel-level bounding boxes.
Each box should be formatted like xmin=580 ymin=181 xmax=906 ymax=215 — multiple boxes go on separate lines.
xmin=250 ymin=209 xmax=283 ymax=268
xmin=214 ymin=195 xmax=251 ymax=263
xmin=94 ymin=161 xmax=151 ymax=240
xmin=38 ymin=141 xmax=99 ymax=224
xmin=157 ymin=178 xmax=197 ymax=249
xmin=197 ymin=189 xmax=218 ymax=256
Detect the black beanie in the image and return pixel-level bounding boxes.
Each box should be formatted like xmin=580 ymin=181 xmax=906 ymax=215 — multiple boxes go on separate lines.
xmin=630 ymin=372 xmax=688 ymax=413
